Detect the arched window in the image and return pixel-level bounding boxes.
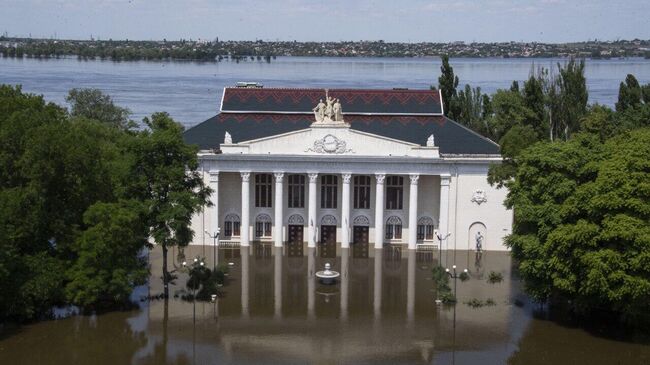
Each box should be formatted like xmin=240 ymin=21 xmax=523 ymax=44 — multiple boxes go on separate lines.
xmin=417 ymin=217 xmax=435 ymax=241
xmin=385 ymin=216 xmax=402 ymax=240
xmin=255 ymin=213 xmax=272 ymax=238
xmin=224 ymin=213 xmax=241 ymax=237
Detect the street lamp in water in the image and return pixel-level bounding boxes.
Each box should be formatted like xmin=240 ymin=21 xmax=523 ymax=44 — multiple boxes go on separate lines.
xmin=435 ymin=232 xmax=451 ymax=268
xmin=445 ymin=265 xmax=468 ymax=298
xmin=205 ymin=228 xmax=221 ymax=268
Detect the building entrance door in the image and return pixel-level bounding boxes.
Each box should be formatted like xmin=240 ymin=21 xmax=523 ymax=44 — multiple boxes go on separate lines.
xmin=352 ymin=226 xmax=369 ymax=258
xmin=287 ymin=225 xmax=304 ymax=257
xmin=320 ymin=225 xmax=337 ymax=258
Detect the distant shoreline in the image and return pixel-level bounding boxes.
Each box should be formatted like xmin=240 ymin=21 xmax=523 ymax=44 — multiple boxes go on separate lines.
xmin=1 ymin=36 xmax=649 ymax=62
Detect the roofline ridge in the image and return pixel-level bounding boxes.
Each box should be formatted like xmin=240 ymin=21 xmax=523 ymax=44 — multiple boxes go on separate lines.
xmin=442 ymin=116 xmax=501 ymax=149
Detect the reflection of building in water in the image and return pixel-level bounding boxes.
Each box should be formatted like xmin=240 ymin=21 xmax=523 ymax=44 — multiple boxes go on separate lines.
xmin=145 ymin=246 xmax=515 ymax=364
xmin=184 ymin=86 xmax=513 ymax=254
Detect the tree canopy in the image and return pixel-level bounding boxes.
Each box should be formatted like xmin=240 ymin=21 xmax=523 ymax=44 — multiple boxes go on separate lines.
xmin=0 ymin=85 xmax=208 ymax=322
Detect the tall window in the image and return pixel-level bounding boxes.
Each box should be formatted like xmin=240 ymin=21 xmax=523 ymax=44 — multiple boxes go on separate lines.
xmin=417 ymin=217 xmax=435 ymax=240
xmin=223 ymin=214 xmax=241 ymax=237
xmin=255 ymin=214 xmax=272 ymax=238
xmin=385 ymin=216 xmax=402 ymax=240
xmin=255 ymin=174 xmax=273 ymax=208
xmin=288 ymin=174 xmax=305 ymax=208
xmin=353 ymin=175 xmax=371 ymax=209
xmin=385 ymin=176 xmax=403 ymax=210
xmin=321 ymin=175 xmax=338 ymax=209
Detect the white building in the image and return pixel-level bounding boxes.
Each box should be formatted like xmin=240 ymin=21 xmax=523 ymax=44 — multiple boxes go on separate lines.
xmin=184 ymin=87 xmax=512 ymax=252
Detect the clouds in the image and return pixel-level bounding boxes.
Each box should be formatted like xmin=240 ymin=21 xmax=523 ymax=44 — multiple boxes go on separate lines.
xmin=1 ymin=0 xmax=648 ymax=42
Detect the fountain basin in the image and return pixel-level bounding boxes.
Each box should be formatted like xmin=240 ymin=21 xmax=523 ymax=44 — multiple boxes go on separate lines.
xmin=315 ymin=263 xmax=340 ymax=285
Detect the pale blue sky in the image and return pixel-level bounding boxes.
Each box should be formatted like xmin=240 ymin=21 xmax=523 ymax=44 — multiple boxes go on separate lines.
xmin=2 ymin=0 xmax=649 ymax=42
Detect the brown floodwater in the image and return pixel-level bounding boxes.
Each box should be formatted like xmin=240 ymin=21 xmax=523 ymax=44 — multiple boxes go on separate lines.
xmin=1 ymin=244 xmax=648 ymax=365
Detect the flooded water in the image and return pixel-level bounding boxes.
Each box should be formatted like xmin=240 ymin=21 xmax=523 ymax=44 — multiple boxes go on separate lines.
xmin=1 ymin=56 xmax=650 ymax=127
xmin=1 ymin=244 xmax=648 ymax=364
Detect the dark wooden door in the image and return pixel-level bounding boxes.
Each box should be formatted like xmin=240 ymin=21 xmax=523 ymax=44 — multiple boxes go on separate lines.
xmin=352 ymin=226 xmax=369 ymax=258
xmin=320 ymin=225 xmax=337 ymax=258
xmin=287 ymin=225 xmax=304 ymax=257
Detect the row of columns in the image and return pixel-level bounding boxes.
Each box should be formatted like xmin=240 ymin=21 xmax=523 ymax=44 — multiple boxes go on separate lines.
xmin=207 ymin=171 xmax=451 ymax=250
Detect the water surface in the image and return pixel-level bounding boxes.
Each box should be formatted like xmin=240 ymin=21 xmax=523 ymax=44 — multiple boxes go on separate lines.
xmin=1 ymin=245 xmax=648 ymax=364
xmin=1 ymin=57 xmax=649 ymax=127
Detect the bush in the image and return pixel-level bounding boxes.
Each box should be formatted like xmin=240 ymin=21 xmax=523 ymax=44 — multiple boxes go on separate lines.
xmin=487 ymin=271 xmax=504 ymax=284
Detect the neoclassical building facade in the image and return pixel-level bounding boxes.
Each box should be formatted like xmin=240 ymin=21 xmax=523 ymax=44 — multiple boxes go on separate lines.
xmin=184 ymin=87 xmax=512 ymax=252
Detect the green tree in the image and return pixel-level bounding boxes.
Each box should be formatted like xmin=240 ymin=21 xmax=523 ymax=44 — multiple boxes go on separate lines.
xmin=556 ymin=58 xmax=588 ymax=139
xmin=504 ymin=129 xmax=650 ymax=322
xmin=66 ymin=88 xmax=133 ymax=130
xmin=615 ymin=74 xmax=643 ymax=112
xmin=437 ymin=54 xmax=460 ymax=120
xmin=125 ymin=113 xmax=211 ymax=298
xmin=65 ymin=200 xmax=149 ymax=309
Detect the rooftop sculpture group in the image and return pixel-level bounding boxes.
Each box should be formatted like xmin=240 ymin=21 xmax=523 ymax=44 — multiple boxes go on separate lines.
xmin=313 ymin=92 xmax=344 ymax=123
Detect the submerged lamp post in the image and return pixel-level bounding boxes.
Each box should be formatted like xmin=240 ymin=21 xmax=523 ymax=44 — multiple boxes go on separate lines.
xmin=435 ymin=232 xmax=451 ymax=268
xmin=446 ymin=265 xmax=468 ymax=298
xmin=205 ymin=228 xmax=221 ymax=269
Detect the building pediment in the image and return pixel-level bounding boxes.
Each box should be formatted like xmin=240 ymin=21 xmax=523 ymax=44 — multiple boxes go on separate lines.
xmin=220 ymin=125 xmax=439 ymax=158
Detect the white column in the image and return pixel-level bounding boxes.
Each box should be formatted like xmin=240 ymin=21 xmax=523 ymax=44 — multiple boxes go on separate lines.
xmin=240 ymin=172 xmax=251 ymax=247
xmin=439 ymin=174 xmax=451 ymax=244
xmin=341 ymin=173 xmax=352 ymax=248
xmin=408 ymin=174 xmax=419 ymax=250
xmin=307 ymin=173 xmax=318 ymax=248
xmin=274 ymin=172 xmax=284 ymax=247
xmin=374 ymin=173 xmax=386 ymax=249
xmin=340 ymin=247 xmax=349 ymax=321
xmin=208 ymin=170 xmax=219 ymax=238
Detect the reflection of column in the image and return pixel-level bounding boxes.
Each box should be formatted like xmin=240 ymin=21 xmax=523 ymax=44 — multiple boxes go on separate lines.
xmin=209 ymin=170 xmax=220 ymax=241
xmin=341 ymin=174 xmax=351 ymax=248
xmin=241 ymin=246 xmax=250 ymax=318
xmin=307 ymin=247 xmax=315 ymax=319
xmin=408 ymin=174 xmax=419 ymax=250
xmin=274 ymin=172 xmax=284 ymax=248
xmin=407 ymin=249 xmax=415 ymax=322
xmin=374 ymin=174 xmax=386 ymax=249
xmin=274 ymin=247 xmax=282 ymax=318
xmin=240 ymin=172 xmax=251 ymax=247
xmin=373 ymin=249 xmax=383 ymax=317
xmin=340 ymin=247 xmax=350 ymax=321
xmin=439 ymin=174 xmax=451 ymax=264
xmin=308 ymin=173 xmax=318 ymax=248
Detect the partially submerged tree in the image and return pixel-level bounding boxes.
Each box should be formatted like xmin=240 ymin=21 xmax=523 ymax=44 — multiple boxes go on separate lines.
xmin=125 ymin=112 xmax=211 ymax=298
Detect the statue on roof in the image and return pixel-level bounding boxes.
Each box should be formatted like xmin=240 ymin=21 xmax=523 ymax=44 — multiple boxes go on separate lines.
xmin=313 ymin=99 xmax=326 ymax=122
xmin=427 ymin=134 xmax=435 ymax=147
xmin=325 ymin=96 xmax=334 ymax=120
xmin=333 ymin=98 xmax=343 ymax=121
xmin=224 ymin=131 xmax=232 ymax=144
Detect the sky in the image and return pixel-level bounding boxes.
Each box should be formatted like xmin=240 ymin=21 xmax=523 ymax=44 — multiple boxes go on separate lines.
xmin=1 ymin=0 xmax=649 ymax=43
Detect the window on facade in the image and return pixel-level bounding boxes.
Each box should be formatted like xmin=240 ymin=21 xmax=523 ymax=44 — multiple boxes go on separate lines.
xmin=255 ymin=214 xmax=272 ymax=238
xmin=385 ymin=216 xmax=402 ymax=240
xmin=223 ymin=214 xmax=241 ymax=237
xmin=321 ymin=175 xmax=338 ymax=209
xmin=255 ymin=174 xmax=273 ymax=208
xmin=417 ymin=217 xmax=435 ymax=240
xmin=353 ymin=175 xmax=371 ymax=209
xmin=385 ymin=176 xmax=403 ymax=210
xmin=288 ymin=174 xmax=305 ymax=208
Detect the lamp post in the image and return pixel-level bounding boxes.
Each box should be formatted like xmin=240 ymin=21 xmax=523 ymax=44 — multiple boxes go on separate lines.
xmin=435 ymin=232 xmax=451 ymax=268
xmin=205 ymin=228 xmax=220 ymax=269
xmin=445 ymin=264 xmax=468 ymax=299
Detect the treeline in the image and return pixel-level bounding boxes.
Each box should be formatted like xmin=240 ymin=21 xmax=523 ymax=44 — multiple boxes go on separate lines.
xmin=0 ymin=39 xmax=276 ymax=62
xmin=0 ymin=87 xmax=211 ymax=322
xmin=436 ymin=57 xmax=650 ymax=324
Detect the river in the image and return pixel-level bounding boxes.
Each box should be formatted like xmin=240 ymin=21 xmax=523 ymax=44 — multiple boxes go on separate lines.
xmin=1 ymin=56 xmax=649 ymax=128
